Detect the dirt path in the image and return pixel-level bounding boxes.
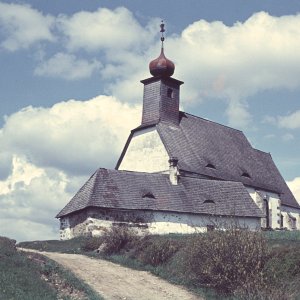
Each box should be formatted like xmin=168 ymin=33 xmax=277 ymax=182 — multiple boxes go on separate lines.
xmin=20 ymin=249 xmax=202 ymax=300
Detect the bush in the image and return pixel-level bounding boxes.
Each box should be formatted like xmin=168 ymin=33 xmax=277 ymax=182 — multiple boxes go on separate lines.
xmin=135 ymin=236 xmax=180 ymax=266
xmin=181 ymin=229 xmax=269 ymax=295
xmin=100 ymin=226 xmax=140 ymax=255
xmin=81 ymin=237 xmax=102 ymax=252
xmin=0 ymin=236 xmax=16 ymax=256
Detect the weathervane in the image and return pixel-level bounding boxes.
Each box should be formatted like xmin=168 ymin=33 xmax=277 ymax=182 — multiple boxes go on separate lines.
xmin=160 ymin=20 xmax=165 ymax=48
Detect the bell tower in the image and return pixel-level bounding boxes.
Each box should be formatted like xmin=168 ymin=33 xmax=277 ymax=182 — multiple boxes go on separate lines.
xmin=141 ymin=21 xmax=184 ymax=126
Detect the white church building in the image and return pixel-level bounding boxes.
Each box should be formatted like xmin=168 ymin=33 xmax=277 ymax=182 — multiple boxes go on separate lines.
xmin=57 ymin=23 xmax=300 ymax=240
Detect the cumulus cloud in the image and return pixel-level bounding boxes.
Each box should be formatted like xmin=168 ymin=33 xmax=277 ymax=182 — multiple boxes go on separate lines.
xmin=160 ymin=11 xmax=300 ymax=127
xmin=287 ymin=177 xmax=300 ymax=205
xmin=1 ymin=96 xmax=140 ymax=175
xmin=4 ymin=4 xmax=300 ymax=128
xmin=278 ymin=110 xmax=300 ymax=129
xmin=0 ymin=95 xmax=140 ymax=241
xmin=0 ymin=155 xmax=69 ymax=241
xmin=0 ymin=2 xmax=55 ymax=51
xmin=34 ymin=53 xmax=101 ymax=80
xmin=77 ymin=10 xmax=300 ymax=128
xmin=58 ymin=7 xmax=157 ymax=52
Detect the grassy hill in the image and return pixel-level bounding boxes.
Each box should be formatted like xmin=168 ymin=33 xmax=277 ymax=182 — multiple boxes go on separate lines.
xmin=0 ymin=236 xmax=101 ymax=300
xmin=18 ymin=229 xmax=300 ymax=300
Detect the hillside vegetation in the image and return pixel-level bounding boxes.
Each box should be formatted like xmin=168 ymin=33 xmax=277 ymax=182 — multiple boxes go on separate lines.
xmin=19 ymin=229 xmax=300 ymax=300
xmin=0 ymin=236 xmax=101 ymax=300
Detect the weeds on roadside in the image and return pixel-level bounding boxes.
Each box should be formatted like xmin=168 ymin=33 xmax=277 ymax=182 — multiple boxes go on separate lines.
xmin=18 ymin=228 xmax=300 ymax=299
xmin=133 ymin=235 xmax=180 ymax=266
xmin=86 ymin=227 xmax=300 ymax=299
xmin=1 ymin=236 xmax=102 ymax=300
xmin=181 ymin=229 xmax=268 ymax=295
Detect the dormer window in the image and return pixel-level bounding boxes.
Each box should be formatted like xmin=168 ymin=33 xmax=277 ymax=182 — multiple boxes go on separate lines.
xmin=167 ymin=88 xmax=173 ymax=98
xmin=203 ymin=199 xmax=215 ymax=204
xmin=241 ymin=172 xmax=251 ymax=178
xmin=206 ymin=163 xmax=216 ymax=169
xmin=142 ymin=192 xmax=155 ymax=199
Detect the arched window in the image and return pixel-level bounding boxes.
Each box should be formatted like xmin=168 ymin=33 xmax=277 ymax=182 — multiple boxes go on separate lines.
xmin=203 ymin=199 xmax=215 ymax=204
xmin=241 ymin=172 xmax=251 ymax=178
xmin=142 ymin=192 xmax=155 ymax=199
xmin=206 ymin=163 xmax=216 ymax=169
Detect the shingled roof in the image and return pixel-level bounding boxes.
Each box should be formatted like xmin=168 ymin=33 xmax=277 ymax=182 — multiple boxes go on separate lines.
xmin=117 ymin=112 xmax=299 ymax=209
xmin=56 ymin=168 xmax=263 ymax=218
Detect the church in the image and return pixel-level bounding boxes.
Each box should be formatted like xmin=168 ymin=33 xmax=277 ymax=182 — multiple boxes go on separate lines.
xmin=57 ymin=23 xmax=300 ymax=240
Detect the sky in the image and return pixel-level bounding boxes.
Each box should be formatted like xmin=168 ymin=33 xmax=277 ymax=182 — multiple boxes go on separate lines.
xmin=0 ymin=0 xmax=300 ymax=241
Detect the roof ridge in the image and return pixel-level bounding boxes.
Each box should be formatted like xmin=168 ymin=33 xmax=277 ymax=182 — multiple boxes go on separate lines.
xmin=99 ymin=168 xmax=170 ymax=177
xmin=180 ymin=111 xmax=244 ymax=133
xmin=252 ymin=147 xmax=271 ymax=156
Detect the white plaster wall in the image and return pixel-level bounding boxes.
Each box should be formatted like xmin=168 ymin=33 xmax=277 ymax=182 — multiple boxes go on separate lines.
xmin=118 ymin=127 xmax=169 ymax=173
xmin=247 ymin=187 xmax=281 ymax=229
xmin=281 ymin=206 xmax=300 ymax=230
xmin=59 ymin=217 xmax=73 ymax=240
xmin=59 ymin=211 xmax=261 ymax=240
xmin=269 ymin=195 xmax=280 ymax=228
xmin=148 ymin=211 xmax=260 ymax=234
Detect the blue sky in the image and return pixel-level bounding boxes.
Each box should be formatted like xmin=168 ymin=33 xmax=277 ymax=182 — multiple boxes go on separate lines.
xmin=0 ymin=0 xmax=300 ymax=241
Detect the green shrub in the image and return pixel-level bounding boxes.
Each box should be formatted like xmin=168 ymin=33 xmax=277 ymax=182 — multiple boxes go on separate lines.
xmin=181 ymin=229 xmax=268 ymax=295
xmin=253 ymin=245 xmax=300 ymax=299
xmin=100 ymin=226 xmax=140 ymax=255
xmin=136 ymin=236 xmax=180 ymax=266
xmin=81 ymin=236 xmax=102 ymax=252
xmin=0 ymin=236 xmax=16 ymax=256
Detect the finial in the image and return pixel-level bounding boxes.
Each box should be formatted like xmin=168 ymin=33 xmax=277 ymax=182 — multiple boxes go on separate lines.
xmin=160 ymin=20 xmax=165 ymax=48
xmin=148 ymin=20 xmax=175 ymax=77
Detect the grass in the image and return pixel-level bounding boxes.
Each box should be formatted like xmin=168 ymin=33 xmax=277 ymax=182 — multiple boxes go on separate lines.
xmin=264 ymin=230 xmax=300 ymax=247
xmin=0 ymin=236 xmax=102 ymax=300
xmin=18 ymin=236 xmax=86 ymax=253
xmin=18 ymin=230 xmax=300 ymax=300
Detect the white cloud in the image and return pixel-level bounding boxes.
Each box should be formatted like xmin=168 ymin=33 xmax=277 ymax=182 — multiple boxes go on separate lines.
xmin=1 ymin=95 xmax=140 ymax=176
xmin=34 ymin=53 xmax=101 ymax=80
xmin=0 ymin=218 xmax=58 ymax=242
xmin=0 ymin=95 xmax=141 ymax=241
xmin=3 ymin=5 xmax=300 ymax=128
xmin=163 ymin=12 xmax=300 ymax=127
xmin=287 ymin=177 xmax=300 ymax=205
xmin=0 ymin=155 xmax=69 ymax=241
xmin=0 ymin=2 xmax=55 ymax=51
xmin=278 ymin=110 xmax=300 ymax=129
xmin=80 ymin=10 xmax=300 ymax=127
xmin=58 ymin=7 xmax=157 ymax=52
xmin=225 ymin=97 xmax=252 ymax=128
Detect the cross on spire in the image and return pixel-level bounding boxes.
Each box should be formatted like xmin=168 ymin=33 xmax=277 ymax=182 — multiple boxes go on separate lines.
xmin=160 ymin=20 xmax=165 ymax=48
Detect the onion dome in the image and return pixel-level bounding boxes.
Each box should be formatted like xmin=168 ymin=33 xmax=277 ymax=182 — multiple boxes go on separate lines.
xmin=149 ymin=48 xmax=175 ymax=77
xmin=149 ymin=21 xmax=175 ymax=78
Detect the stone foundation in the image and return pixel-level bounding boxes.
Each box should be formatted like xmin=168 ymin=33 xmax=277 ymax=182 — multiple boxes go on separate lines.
xmin=59 ymin=208 xmax=261 ymax=240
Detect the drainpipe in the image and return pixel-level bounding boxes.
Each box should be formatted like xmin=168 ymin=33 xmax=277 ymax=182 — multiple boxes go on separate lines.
xmin=168 ymin=157 xmax=179 ymax=185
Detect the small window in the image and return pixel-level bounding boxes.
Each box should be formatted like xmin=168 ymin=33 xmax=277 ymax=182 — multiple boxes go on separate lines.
xmin=241 ymin=172 xmax=251 ymax=178
xmin=142 ymin=192 xmax=155 ymax=199
xmin=203 ymin=199 xmax=215 ymax=204
xmin=206 ymin=163 xmax=216 ymax=169
xmin=167 ymin=88 xmax=173 ymax=98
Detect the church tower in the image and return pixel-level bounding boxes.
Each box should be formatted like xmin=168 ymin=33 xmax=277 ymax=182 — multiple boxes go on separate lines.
xmin=141 ymin=22 xmax=184 ymax=126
